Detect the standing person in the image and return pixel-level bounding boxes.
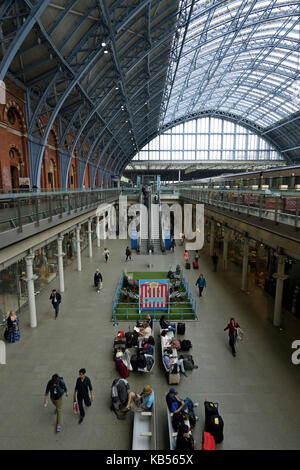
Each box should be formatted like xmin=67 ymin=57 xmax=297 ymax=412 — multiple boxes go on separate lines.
xmin=212 ymin=252 xmax=219 ymax=272
xmin=195 ymin=274 xmax=207 ymax=297
xmin=94 ymin=268 xmax=103 ymax=293
xmin=104 ymin=247 xmax=110 ymax=263
xmin=44 ymin=374 xmax=68 ymax=432
xmin=73 ymin=368 xmax=94 ymax=424
xmin=170 ymin=238 xmax=176 ymax=253
xmin=5 ymin=311 xmax=20 ymax=343
xmin=184 ymin=250 xmax=189 ymax=263
xmin=125 ymin=246 xmax=131 ymax=261
xmin=194 ymin=250 xmax=200 ymax=263
xmin=49 ymin=289 xmax=61 ymax=319
xmin=224 ymin=317 xmax=240 ymax=357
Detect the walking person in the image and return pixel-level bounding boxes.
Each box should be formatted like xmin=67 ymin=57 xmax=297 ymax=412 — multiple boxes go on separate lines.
xmin=170 ymin=238 xmax=176 ymax=253
xmin=224 ymin=317 xmax=240 ymax=357
xmin=94 ymin=268 xmax=103 ymax=293
xmin=212 ymin=252 xmax=219 ymax=272
xmin=4 ymin=311 xmax=20 ymax=343
xmin=104 ymin=247 xmax=110 ymax=263
xmin=44 ymin=374 xmax=68 ymax=432
xmin=195 ymin=274 xmax=207 ymax=297
xmin=73 ymin=368 xmax=94 ymax=424
xmin=49 ymin=289 xmax=61 ymax=319
xmin=125 ymin=246 xmax=131 ymax=261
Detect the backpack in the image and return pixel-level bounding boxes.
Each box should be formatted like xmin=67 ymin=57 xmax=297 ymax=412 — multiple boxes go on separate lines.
xmin=50 ymin=378 xmax=64 ymax=399
xmin=180 ymin=339 xmax=192 ymax=351
xmin=181 ymin=354 xmax=195 ymax=370
xmin=172 ymin=412 xmax=185 ymax=432
xmin=137 ymin=353 xmax=146 ymax=369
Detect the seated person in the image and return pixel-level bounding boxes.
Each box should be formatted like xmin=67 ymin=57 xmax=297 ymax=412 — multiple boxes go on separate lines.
xmin=163 ymin=348 xmax=187 ymax=377
xmin=176 ymin=424 xmax=195 ymax=451
xmin=170 ymin=337 xmax=181 ymax=350
xmin=159 ymin=315 xmax=176 ymax=334
xmin=125 ymin=385 xmax=154 ymax=412
xmin=167 ymin=270 xmax=175 ymax=280
xmin=145 ymin=314 xmax=153 ymax=330
xmin=138 ymin=322 xmax=152 ymax=338
xmin=166 ymin=388 xmax=198 ymax=427
xmin=141 ymin=335 xmax=155 ymax=355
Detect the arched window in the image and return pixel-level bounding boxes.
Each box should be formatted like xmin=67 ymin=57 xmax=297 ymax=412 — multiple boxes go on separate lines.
xmin=133 ymin=117 xmax=284 ymax=161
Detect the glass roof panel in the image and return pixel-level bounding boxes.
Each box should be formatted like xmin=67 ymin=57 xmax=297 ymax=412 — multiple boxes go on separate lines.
xmin=160 ymin=0 xmax=300 ymax=130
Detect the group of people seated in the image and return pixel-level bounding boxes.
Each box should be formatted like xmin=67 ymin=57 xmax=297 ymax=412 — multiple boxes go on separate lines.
xmin=160 ymin=316 xmax=187 ymax=376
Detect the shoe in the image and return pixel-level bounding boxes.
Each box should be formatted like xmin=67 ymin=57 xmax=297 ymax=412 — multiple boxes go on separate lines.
xmin=79 ymin=417 xmax=84 ymax=424
xmin=123 ymin=407 xmax=130 ymax=413
xmin=56 ymin=425 xmax=61 ymax=432
xmin=193 ymin=403 xmax=199 ymax=408
xmin=182 ymin=372 xmax=187 ymax=377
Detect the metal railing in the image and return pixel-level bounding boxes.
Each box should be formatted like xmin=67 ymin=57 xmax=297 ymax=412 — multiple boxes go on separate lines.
xmin=0 ymin=188 xmax=121 ymax=233
xmin=112 ymin=303 xmax=196 ymax=322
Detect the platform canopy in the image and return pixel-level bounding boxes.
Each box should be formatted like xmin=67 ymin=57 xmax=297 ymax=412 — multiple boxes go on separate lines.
xmin=0 ymin=0 xmax=299 ymax=185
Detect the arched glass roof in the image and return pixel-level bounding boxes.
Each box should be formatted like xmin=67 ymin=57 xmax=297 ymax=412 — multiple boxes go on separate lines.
xmin=160 ymin=0 xmax=300 ymax=129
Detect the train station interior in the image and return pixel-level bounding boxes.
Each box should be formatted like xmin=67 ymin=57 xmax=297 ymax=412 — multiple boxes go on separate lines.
xmin=0 ymin=0 xmax=300 ymax=452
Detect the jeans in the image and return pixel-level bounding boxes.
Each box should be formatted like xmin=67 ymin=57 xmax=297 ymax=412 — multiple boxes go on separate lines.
xmin=229 ymin=337 xmax=236 ymax=355
xmin=53 ymin=302 xmax=59 ymax=317
xmin=198 ymin=286 xmax=204 ymax=297
xmin=168 ymin=324 xmax=176 ymax=334
xmin=78 ymin=394 xmax=91 ymax=418
xmin=182 ymin=397 xmax=195 ymax=420
xmin=172 ymin=359 xmax=185 ymax=374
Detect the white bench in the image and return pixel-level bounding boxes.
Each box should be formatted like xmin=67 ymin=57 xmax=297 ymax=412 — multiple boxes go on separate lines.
xmin=132 ymin=394 xmax=156 ymax=450
xmin=167 ymin=405 xmax=191 ymax=450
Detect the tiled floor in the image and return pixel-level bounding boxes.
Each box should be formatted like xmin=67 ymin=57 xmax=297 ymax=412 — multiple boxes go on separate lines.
xmin=1 ymin=238 xmax=300 ymax=450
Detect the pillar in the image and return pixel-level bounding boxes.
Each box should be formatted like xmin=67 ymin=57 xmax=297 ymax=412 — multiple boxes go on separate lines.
xmin=76 ymin=226 xmax=82 ymax=272
xmin=25 ymin=252 xmax=37 ymax=328
xmin=209 ymin=220 xmax=215 ymax=257
xmin=241 ymin=237 xmax=249 ymax=292
xmin=273 ymin=255 xmax=288 ymax=327
xmin=96 ymin=216 xmax=100 ymax=248
xmin=87 ymin=219 xmax=93 ymax=258
xmin=222 ymin=227 xmax=229 ymax=271
xmin=57 ymin=236 xmax=65 ymax=293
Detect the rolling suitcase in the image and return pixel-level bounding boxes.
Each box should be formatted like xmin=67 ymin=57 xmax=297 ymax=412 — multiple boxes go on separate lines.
xmin=206 ymin=414 xmax=224 ymax=444
xmin=177 ymin=322 xmax=186 ymax=335
xmin=193 ymin=260 xmax=199 ymax=269
xmin=204 ymin=401 xmax=219 ymax=426
xmin=202 ymin=432 xmax=216 ymax=450
xmin=185 ymin=262 xmax=191 ymax=270
xmin=168 ymin=371 xmax=180 ymax=384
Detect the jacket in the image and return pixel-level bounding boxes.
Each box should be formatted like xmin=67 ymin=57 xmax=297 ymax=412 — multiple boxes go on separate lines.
xmin=195 ymin=277 xmax=206 ymax=288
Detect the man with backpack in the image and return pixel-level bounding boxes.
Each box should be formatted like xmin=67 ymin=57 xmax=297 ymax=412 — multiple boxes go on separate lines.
xmin=44 ymin=374 xmax=68 ymax=432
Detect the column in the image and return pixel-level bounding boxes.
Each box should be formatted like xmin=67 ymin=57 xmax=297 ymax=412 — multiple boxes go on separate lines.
xmin=57 ymin=236 xmax=65 ymax=293
xmin=222 ymin=227 xmax=229 ymax=271
xmin=241 ymin=237 xmax=249 ymax=292
xmin=76 ymin=226 xmax=82 ymax=272
xmin=209 ymin=220 xmax=215 ymax=257
xmin=96 ymin=216 xmax=100 ymax=248
xmin=87 ymin=219 xmax=93 ymax=258
xmin=25 ymin=252 xmax=37 ymax=328
xmin=273 ymin=255 xmax=288 ymax=327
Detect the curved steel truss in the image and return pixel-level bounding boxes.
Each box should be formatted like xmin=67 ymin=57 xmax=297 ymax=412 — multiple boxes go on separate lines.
xmin=0 ymin=0 xmax=299 ymax=186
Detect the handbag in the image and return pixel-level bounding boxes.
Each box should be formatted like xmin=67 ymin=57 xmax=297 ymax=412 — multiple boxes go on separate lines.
xmin=237 ymin=327 xmax=244 ymax=341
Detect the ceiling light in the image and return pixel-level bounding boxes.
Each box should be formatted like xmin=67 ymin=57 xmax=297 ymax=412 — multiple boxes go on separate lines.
xmin=101 ymin=41 xmax=106 ymax=47
xmin=104 ymin=49 xmax=108 ymax=54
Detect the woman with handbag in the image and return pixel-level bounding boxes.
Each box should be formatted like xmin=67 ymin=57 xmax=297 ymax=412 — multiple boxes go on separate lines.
xmin=224 ymin=317 xmax=240 ymax=357
xmin=5 ymin=311 xmax=20 ymax=343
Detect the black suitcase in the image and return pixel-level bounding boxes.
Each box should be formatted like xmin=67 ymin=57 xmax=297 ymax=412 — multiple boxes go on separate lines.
xmin=130 ymin=354 xmax=139 ymax=371
xmin=180 ymin=339 xmax=192 ymax=351
xmin=204 ymin=401 xmax=219 ymax=425
xmin=185 ymin=262 xmax=191 ymax=269
xmin=206 ymin=414 xmax=224 ymax=444
xmin=177 ymin=322 xmax=185 ymax=335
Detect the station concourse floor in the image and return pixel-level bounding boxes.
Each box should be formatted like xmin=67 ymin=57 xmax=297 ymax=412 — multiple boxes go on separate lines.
xmin=1 ymin=239 xmax=300 ymax=451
